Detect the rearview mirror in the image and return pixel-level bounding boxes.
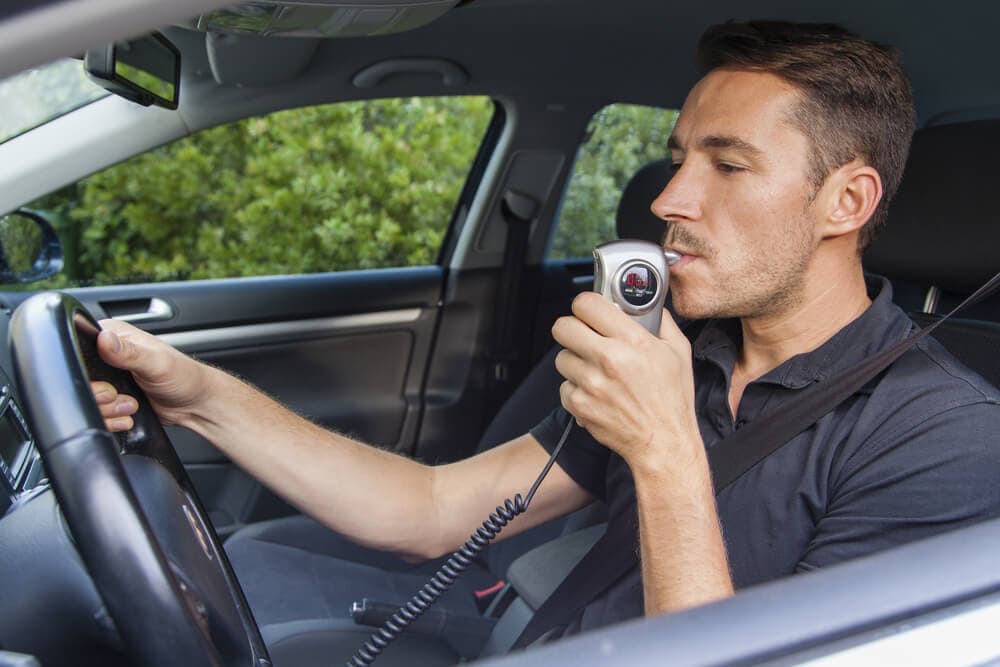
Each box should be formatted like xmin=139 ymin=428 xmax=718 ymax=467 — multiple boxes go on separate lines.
xmin=84 ymin=32 xmax=180 ymax=109
xmin=0 ymin=210 xmax=64 ymax=284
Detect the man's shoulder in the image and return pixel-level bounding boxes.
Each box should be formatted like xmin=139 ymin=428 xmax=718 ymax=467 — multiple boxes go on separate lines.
xmin=828 ymin=332 xmax=1000 ymax=518
xmin=850 ymin=332 xmax=1000 ymax=459
xmin=885 ymin=333 xmax=1000 ymax=408
xmin=868 ymin=276 xmax=999 ymax=408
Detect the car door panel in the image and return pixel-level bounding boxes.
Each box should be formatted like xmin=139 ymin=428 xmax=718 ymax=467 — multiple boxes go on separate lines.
xmin=0 ymin=265 xmax=445 ymax=535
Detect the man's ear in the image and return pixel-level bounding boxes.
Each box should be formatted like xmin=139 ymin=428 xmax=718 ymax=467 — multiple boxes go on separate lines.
xmin=820 ymin=160 xmax=882 ymax=239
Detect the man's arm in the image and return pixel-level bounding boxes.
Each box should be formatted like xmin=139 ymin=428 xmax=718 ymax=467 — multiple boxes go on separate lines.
xmin=552 ymin=292 xmax=733 ymax=615
xmin=94 ymin=319 xmax=593 ymax=561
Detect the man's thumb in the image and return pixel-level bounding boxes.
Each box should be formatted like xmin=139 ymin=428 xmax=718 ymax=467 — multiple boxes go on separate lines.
xmin=96 ymin=328 xmax=131 ymax=369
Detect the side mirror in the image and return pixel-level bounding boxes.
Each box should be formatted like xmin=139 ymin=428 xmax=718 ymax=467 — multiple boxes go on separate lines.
xmin=84 ymin=31 xmax=180 ymax=110
xmin=0 ymin=210 xmax=64 ymax=284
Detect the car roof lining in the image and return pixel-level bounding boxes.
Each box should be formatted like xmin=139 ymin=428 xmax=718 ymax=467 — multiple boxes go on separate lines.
xmin=6 ymin=0 xmax=986 ymax=136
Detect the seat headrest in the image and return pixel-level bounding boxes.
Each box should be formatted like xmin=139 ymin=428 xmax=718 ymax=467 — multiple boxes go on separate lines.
xmin=865 ymin=119 xmax=1000 ymax=293
xmin=615 ymin=159 xmax=671 ymax=243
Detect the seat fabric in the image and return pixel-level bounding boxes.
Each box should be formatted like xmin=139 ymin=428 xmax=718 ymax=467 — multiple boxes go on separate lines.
xmin=261 ymin=618 xmax=459 ymax=667
xmin=225 ymin=515 xmax=493 ymax=628
xmin=865 ymin=120 xmax=1000 ymax=390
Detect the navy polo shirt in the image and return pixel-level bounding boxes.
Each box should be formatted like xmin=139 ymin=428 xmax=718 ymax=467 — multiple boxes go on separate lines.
xmin=530 ymin=275 xmax=1000 ymax=637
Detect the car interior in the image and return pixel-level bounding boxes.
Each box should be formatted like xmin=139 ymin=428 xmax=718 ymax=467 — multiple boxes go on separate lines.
xmin=1 ymin=1 xmax=1000 ymax=666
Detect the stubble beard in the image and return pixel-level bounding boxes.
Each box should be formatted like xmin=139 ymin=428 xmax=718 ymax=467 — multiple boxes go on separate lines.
xmin=665 ymin=218 xmax=815 ymax=321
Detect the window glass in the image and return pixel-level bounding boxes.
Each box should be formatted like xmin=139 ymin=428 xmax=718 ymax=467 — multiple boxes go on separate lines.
xmin=0 ymin=59 xmax=108 ymax=144
xmin=18 ymin=96 xmax=494 ymax=288
xmin=549 ymin=104 xmax=678 ymax=259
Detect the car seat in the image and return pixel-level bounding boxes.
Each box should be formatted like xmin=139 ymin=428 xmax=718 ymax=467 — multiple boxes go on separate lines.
xmin=223 ymin=159 xmax=672 ymax=666
xmin=864 ymin=119 xmax=1000 ymax=389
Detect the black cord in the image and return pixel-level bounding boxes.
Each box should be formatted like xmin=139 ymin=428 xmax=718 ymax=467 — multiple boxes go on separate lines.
xmin=347 ymin=419 xmax=576 ymax=667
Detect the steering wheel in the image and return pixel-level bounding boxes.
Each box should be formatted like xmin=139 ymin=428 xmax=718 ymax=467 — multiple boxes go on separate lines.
xmin=9 ymin=292 xmax=270 ymax=667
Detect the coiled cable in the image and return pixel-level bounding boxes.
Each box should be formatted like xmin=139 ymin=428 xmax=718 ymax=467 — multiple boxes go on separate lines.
xmin=347 ymin=419 xmax=575 ymax=667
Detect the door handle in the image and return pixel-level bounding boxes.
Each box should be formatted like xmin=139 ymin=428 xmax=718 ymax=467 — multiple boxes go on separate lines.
xmin=103 ymin=297 xmax=175 ymax=323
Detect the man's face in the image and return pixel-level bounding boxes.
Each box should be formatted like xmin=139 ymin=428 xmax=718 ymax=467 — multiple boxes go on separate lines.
xmin=655 ymin=68 xmax=823 ymax=321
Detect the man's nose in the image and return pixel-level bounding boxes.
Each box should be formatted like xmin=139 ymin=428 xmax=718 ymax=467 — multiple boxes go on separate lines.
xmin=650 ymin=164 xmax=701 ymax=223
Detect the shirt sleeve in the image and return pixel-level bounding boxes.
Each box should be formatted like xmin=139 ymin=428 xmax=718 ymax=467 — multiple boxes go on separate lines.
xmin=797 ymin=400 xmax=1000 ymax=572
xmin=530 ymin=406 xmax=611 ymax=501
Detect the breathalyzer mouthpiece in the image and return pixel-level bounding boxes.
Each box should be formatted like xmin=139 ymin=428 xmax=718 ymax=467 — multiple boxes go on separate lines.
xmin=663 ymin=249 xmax=682 ymax=266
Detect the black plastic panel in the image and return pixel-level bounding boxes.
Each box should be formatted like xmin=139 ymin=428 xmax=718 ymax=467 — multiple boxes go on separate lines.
xmin=0 ymin=490 xmax=128 ymax=667
xmin=0 ymin=266 xmax=444 ymax=334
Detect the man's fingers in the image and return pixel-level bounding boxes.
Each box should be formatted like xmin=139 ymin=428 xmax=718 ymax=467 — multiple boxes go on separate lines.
xmin=98 ymin=395 xmax=138 ymax=419
xmin=554 ymin=348 xmax=590 ymax=387
xmin=90 ymin=378 xmax=139 ymax=432
xmin=104 ymin=416 xmax=134 ymax=432
xmin=571 ymin=292 xmax=645 ymax=339
xmin=90 ymin=380 xmax=117 ymax=405
xmin=552 ymin=309 xmax=608 ymax=361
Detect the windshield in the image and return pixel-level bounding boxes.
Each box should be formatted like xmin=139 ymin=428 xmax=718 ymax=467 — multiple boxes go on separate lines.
xmin=0 ymin=58 xmax=108 ymax=145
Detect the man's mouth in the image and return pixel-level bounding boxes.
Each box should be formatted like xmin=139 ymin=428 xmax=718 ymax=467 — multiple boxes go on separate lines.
xmin=663 ymin=224 xmax=707 ymax=267
xmin=664 ymin=246 xmax=699 ymax=269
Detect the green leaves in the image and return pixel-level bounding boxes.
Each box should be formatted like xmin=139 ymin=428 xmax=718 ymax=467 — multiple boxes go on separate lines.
xmin=26 ymin=96 xmax=493 ymax=287
xmin=551 ymin=104 xmax=678 ymax=259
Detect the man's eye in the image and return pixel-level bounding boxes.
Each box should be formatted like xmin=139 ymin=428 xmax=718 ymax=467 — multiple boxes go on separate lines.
xmin=716 ymin=162 xmax=743 ymax=174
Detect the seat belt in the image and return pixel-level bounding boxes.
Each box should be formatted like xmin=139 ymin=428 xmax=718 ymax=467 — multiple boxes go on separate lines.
xmin=488 ymin=190 xmax=538 ymax=414
xmin=513 ymin=270 xmax=1000 ymax=650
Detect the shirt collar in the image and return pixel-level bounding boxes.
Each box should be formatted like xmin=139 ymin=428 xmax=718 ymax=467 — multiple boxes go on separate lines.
xmin=692 ymin=275 xmax=915 ymax=389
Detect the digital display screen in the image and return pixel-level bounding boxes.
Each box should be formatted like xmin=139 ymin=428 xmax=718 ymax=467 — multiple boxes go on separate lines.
xmin=619 ymin=263 xmax=658 ymax=307
xmin=0 ymin=402 xmax=30 ymax=484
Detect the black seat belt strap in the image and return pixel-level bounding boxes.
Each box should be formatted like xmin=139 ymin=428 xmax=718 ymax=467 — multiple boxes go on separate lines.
xmin=490 ymin=190 xmax=538 ymax=395
xmin=515 ymin=270 xmax=1000 ymax=650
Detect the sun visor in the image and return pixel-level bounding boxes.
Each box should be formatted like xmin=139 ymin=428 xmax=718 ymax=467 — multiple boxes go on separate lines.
xmin=205 ymin=31 xmax=319 ymax=86
xmin=187 ymin=0 xmax=462 ymax=38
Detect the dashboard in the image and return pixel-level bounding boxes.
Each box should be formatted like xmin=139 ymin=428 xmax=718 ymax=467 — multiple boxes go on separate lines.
xmin=0 ymin=308 xmax=43 ymax=513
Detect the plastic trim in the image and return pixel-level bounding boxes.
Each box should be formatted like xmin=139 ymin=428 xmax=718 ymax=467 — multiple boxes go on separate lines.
xmin=158 ymin=308 xmax=422 ymax=353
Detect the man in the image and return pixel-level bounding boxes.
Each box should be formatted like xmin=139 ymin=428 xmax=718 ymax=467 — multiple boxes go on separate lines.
xmin=94 ymin=20 xmax=1000 ymax=645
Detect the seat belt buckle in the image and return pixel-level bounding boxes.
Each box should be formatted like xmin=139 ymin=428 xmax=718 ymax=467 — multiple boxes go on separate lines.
xmin=473 ymin=579 xmax=507 ymax=614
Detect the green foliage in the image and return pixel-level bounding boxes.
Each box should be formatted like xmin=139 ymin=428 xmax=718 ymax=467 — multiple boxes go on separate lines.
xmin=0 ymin=59 xmax=107 ymax=143
xmin=550 ymin=104 xmax=678 ymax=259
xmin=25 ymin=96 xmax=493 ymax=287
xmin=0 ymin=213 xmax=43 ymax=274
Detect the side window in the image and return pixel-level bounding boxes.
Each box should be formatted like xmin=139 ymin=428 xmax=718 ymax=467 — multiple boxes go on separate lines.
xmin=21 ymin=96 xmax=494 ymax=288
xmin=549 ymin=103 xmax=678 ymax=259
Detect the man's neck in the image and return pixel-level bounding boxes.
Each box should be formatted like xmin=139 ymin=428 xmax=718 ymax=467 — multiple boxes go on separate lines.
xmin=727 ymin=266 xmax=871 ymax=418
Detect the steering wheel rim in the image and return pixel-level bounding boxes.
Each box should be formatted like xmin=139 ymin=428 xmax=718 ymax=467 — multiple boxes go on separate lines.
xmin=10 ymin=292 xmax=269 ymax=667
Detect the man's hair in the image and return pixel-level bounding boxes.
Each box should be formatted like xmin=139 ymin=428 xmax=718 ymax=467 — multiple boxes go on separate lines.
xmin=697 ymin=21 xmax=916 ymax=251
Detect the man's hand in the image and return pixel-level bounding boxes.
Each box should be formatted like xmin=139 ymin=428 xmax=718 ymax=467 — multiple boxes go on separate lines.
xmin=551 ymin=291 xmax=700 ymax=470
xmin=552 ymin=291 xmax=733 ymax=616
xmin=89 ymin=319 xmax=214 ymax=431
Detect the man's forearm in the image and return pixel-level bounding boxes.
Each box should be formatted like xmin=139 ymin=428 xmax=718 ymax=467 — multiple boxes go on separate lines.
xmin=632 ymin=442 xmax=734 ymax=616
xmin=179 ymin=364 xmax=441 ymax=560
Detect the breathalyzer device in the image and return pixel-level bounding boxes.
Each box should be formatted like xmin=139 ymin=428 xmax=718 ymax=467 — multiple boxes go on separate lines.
xmin=592 ymin=240 xmax=681 ymax=334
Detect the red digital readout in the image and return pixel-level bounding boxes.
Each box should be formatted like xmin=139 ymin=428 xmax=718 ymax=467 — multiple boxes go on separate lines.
xmin=625 ymin=271 xmax=648 ymax=289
